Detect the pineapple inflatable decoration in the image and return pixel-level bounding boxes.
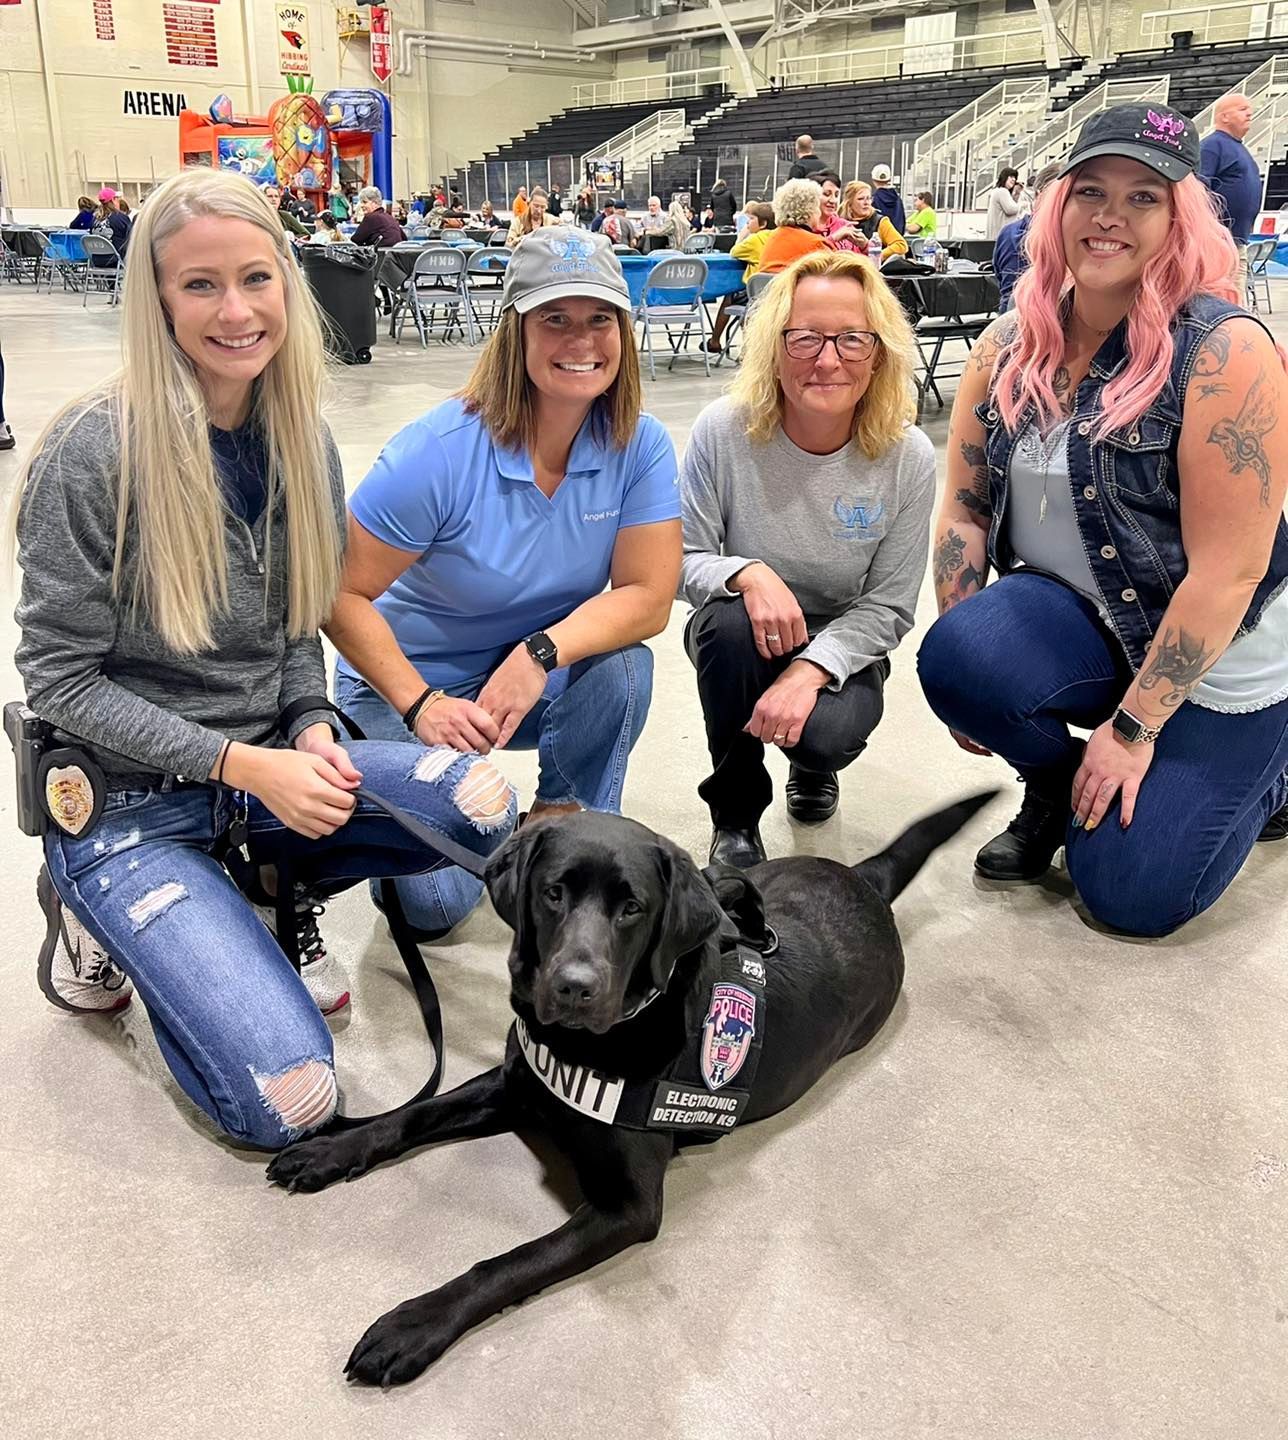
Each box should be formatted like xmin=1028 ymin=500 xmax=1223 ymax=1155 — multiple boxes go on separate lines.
xmin=268 ymin=77 xmax=331 ymax=192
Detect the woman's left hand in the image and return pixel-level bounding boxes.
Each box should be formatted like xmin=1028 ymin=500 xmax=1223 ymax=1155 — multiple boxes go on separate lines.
xmin=1071 ymin=720 xmax=1154 ymax=830
xmin=744 ymin=661 xmax=827 ymax=750
xmin=294 ymin=723 xmax=364 ymax=788
xmin=477 ymin=646 xmax=549 ymax=748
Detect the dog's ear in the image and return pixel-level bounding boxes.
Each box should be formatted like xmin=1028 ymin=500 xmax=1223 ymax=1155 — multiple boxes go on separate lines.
xmin=651 ymin=838 xmax=727 ymax=990
xmin=701 ymin=862 xmax=770 ymax=947
xmin=485 ymin=824 xmax=548 ymax=946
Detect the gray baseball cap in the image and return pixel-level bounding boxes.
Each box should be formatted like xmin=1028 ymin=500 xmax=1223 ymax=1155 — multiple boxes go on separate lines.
xmin=501 ymin=229 xmax=633 ymax=315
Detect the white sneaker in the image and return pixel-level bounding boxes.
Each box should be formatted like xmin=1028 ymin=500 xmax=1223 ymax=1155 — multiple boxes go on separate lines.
xmin=36 ymin=865 xmax=133 ymax=1014
xmin=0 ymin=422 xmax=15 ymax=452
xmin=255 ymin=885 xmax=351 ymax=1016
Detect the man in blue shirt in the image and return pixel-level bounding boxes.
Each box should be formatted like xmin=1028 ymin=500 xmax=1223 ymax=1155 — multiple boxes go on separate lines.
xmin=1200 ymin=94 xmax=1261 ymax=295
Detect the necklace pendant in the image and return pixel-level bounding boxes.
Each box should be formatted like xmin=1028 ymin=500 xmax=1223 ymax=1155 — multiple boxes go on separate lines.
xmin=1038 ymin=492 xmax=1048 ymax=525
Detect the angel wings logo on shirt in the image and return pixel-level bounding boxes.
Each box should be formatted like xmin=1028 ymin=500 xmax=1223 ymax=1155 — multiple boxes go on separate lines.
xmin=832 ymin=495 xmax=886 ymax=540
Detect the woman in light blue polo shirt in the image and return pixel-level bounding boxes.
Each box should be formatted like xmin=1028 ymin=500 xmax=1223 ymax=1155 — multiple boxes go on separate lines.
xmin=329 ymin=230 xmax=681 ymax=936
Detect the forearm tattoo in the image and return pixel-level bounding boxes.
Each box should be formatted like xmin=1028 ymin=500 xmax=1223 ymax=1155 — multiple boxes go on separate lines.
xmin=933 ymin=527 xmax=986 ymax=608
xmin=1137 ymin=626 xmax=1216 ymax=709
xmin=955 ymin=440 xmax=992 ymax=519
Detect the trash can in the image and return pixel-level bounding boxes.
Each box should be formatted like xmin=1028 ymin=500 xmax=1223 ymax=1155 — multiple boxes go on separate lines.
xmin=300 ymin=244 xmax=378 ymax=364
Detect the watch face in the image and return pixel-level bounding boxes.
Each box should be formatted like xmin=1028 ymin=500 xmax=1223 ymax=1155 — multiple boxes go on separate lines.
xmin=1113 ymin=709 xmax=1142 ymax=741
xmin=526 ymin=633 xmax=557 ymax=670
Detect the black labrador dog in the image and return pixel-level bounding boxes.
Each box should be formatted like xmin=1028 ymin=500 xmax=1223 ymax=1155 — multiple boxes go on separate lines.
xmin=267 ymin=793 xmax=994 ymax=1385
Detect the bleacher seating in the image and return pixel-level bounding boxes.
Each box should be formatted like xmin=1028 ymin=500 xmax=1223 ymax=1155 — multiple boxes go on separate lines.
xmin=654 ymin=58 xmax=1084 ymax=203
xmin=449 ymin=95 xmax=720 ymax=197
xmin=1053 ymin=38 xmax=1287 ymax=117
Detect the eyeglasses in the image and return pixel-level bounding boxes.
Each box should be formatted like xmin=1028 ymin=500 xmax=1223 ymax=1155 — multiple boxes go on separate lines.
xmin=781 ymin=329 xmax=880 ymax=361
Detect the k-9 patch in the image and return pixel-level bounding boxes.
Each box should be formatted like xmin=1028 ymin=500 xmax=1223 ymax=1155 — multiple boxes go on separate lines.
xmin=700 ymin=982 xmax=757 ymax=1090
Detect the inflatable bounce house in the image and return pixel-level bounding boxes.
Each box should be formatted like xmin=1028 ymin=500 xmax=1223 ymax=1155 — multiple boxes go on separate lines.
xmin=178 ymin=79 xmax=392 ymax=202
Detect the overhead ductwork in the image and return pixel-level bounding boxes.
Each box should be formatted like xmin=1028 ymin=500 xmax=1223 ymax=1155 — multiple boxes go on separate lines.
xmin=396 ymin=29 xmax=607 ymax=75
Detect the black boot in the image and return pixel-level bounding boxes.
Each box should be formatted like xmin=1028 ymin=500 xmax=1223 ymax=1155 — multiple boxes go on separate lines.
xmin=975 ymin=788 xmax=1067 ymax=881
xmin=709 ymin=826 xmax=767 ymax=870
xmin=785 ymin=765 xmax=839 ymax=824
xmin=1258 ymin=801 xmax=1288 ymax=843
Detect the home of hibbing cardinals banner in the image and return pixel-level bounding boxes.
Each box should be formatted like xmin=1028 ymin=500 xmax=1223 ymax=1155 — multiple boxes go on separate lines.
xmin=276 ymin=4 xmax=311 ymax=77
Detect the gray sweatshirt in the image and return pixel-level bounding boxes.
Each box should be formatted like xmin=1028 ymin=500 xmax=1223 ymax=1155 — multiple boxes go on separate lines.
xmin=14 ymin=397 xmax=345 ymax=781
xmin=679 ymin=396 xmax=936 ymax=686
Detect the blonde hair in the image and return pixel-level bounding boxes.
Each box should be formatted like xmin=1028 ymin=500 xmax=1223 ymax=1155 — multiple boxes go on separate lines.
xmin=14 ymin=168 xmax=339 ymax=654
xmin=841 ymin=181 xmax=873 ymax=219
xmin=773 ymin=178 xmax=823 ymax=228
xmin=458 ymin=304 xmax=642 ymax=452
xmin=727 ymin=249 xmax=917 ymax=459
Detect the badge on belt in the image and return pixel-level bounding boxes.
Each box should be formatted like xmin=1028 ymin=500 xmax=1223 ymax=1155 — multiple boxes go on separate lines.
xmin=38 ymin=747 xmax=106 ymax=837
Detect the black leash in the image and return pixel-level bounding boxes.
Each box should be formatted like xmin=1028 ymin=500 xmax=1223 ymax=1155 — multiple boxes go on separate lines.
xmin=267 ymin=702 xmax=488 ymax=1130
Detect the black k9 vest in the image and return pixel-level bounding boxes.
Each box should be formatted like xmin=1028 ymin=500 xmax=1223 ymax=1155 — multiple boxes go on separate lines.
xmin=512 ymin=933 xmax=772 ymax=1137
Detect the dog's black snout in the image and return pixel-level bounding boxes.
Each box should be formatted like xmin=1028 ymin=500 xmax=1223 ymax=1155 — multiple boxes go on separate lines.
xmin=553 ymin=960 xmax=603 ymax=1006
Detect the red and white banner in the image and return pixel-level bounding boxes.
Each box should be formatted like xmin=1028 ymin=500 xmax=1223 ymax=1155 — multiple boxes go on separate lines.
xmin=370 ymin=5 xmax=392 ymax=85
xmin=275 ymin=3 xmax=310 ymax=77
xmin=93 ymin=0 xmax=114 ymax=41
xmin=164 ymin=3 xmax=218 ymax=67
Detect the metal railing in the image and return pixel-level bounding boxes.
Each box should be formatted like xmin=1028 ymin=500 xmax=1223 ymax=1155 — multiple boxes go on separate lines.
xmin=780 ymin=29 xmax=1051 ymax=87
xmin=458 ymin=156 xmax=576 ymax=211
xmin=912 ymin=78 xmax=1052 ymax=211
xmin=1192 ymin=52 xmax=1288 ymax=137
xmin=1140 ymin=0 xmax=1288 ymax=48
xmin=971 ymin=76 xmax=1171 ymax=204
xmin=583 ymin=109 xmax=688 ymax=178
xmin=572 ymin=67 xmax=729 ymax=108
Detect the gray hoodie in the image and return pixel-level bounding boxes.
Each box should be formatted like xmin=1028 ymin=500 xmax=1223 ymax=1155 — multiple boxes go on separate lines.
xmin=15 ymin=397 xmax=345 ymax=782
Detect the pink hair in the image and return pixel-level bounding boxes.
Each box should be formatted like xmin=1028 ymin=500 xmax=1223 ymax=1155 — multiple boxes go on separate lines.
xmin=994 ymin=171 xmax=1241 ymax=438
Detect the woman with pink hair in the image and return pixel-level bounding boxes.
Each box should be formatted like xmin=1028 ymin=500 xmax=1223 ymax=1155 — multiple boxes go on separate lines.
xmin=917 ymin=102 xmax=1288 ymax=936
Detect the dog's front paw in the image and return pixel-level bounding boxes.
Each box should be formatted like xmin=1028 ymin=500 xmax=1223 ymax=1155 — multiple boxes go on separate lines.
xmin=266 ymin=1131 xmax=372 ymax=1193
xmin=345 ymin=1296 xmax=456 ymax=1387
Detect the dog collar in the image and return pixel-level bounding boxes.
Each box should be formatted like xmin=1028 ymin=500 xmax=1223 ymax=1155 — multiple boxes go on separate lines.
xmin=511 ymin=936 xmax=769 ymax=1135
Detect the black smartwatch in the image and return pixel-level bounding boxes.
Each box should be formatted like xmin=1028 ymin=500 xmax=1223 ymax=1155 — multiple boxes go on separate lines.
xmin=1111 ymin=707 xmax=1163 ymax=745
xmin=523 ymin=631 xmax=559 ymax=673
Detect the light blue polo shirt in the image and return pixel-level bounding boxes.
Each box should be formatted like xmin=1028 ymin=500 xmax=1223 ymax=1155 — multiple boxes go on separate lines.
xmin=342 ymin=396 xmax=679 ymax=694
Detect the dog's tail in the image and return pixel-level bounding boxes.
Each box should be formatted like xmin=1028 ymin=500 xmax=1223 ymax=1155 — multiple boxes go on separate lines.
xmin=854 ymin=790 xmax=999 ymax=904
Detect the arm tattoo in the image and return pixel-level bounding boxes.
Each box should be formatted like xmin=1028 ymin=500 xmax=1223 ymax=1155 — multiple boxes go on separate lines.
xmin=956 ymin=440 xmax=992 ymax=518
xmin=932 ymin=528 xmax=966 ymax=588
xmin=1193 ymin=327 xmax=1231 ymax=380
xmin=1137 ymin=626 xmax=1216 ymax=708
xmin=1196 ymin=382 xmax=1230 ymax=400
xmin=1206 ymin=373 xmax=1277 ymax=507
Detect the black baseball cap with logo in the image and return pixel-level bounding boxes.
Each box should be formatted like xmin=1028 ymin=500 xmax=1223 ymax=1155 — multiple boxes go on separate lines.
xmin=1058 ymin=102 xmax=1201 ymax=183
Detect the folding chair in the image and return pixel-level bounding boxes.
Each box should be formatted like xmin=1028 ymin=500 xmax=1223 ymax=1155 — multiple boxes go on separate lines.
xmin=719 ymin=269 xmax=775 ymax=366
xmin=1246 ymin=236 xmax=1274 ymax=314
xmin=683 ymin=233 xmax=715 ymax=254
xmin=79 ymin=235 xmax=124 ymax=305
xmin=909 ymin=273 xmax=996 ymax=412
xmin=394 ymin=246 xmax=477 ymax=346
xmin=42 ymin=231 xmax=90 ymax=295
xmin=637 ymin=255 xmax=711 ymax=380
xmin=465 ymin=246 xmax=511 ymax=333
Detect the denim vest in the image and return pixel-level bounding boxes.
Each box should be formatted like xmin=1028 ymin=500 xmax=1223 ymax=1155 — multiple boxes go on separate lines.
xmin=977 ymin=294 xmax=1288 ymax=670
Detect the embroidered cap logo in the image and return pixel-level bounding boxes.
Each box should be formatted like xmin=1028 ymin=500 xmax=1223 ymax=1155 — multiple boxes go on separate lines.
xmin=1142 ymin=109 xmax=1186 ymax=149
xmin=550 ymin=233 xmax=595 ymax=274
xmin=700 ymin=983 xmax=757 ymax=1090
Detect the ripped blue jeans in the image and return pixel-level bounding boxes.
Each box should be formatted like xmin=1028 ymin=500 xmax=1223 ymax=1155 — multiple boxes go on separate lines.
xmin=44 ymin=740 xmax=516 ymax=1150
xmin=333 ymin=644 xmax=653 ymax=936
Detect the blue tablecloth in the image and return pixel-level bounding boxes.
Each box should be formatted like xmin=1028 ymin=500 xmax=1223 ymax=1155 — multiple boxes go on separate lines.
xmin=618 ymin=253 xmax=746 ymax=307
xmin=42 ymin=230 xmax=87 ymax=264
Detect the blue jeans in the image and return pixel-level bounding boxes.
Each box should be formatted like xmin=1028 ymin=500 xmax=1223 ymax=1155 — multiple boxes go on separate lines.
xmin=334 ymin=644 xmax=653 ymax=935
xmin=917 ymin=573 xmax=1288 ymax=937
xmin=45 ymin=741 xmax=516 ymax=1149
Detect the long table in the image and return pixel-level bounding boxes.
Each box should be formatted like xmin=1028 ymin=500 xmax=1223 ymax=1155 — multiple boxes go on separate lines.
xmin=618 ymin=252 xmax=747 ymax=307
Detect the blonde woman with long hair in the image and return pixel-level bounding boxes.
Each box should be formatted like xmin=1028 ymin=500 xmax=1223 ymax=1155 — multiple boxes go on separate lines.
xmin=14 ymin=168 xmax=514 ymax=1149
xmin=679 ymin=248 xmax=934 ymax=867
xmin=328 ymin=229 xmax=680 ymax=934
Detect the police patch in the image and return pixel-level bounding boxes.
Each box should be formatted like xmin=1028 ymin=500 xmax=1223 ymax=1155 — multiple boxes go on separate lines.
xmin=700 ymin=982 xmax=757 ymax=1091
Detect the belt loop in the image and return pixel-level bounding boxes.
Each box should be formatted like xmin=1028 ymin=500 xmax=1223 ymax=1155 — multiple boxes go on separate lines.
xmin=160 ymin=773 xmax=177 ymax=794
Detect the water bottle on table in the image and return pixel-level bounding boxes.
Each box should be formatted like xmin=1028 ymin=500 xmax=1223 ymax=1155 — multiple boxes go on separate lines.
xmin=922 ymin=237 xmax=938 ymax=271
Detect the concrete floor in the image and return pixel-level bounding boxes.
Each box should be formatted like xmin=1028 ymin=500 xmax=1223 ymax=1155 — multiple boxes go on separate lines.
xmin=3 ymin=279 xmax=1287 ymax=1440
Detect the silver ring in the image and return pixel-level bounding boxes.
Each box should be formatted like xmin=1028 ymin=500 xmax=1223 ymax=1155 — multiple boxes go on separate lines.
xmin=773 ymin=732 xmax=787 ymax=742
xmin=765 ymin=632 xmax=781 ymax=643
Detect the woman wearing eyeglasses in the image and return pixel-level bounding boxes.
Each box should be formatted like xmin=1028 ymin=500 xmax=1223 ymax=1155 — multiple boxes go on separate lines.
xmin=679 ymin=249 xmax=935 ymax=868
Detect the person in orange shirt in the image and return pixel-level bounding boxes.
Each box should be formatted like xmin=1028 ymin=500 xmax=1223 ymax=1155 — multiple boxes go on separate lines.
xmin=512 ymin=186 xmax=529 ymax=219
xmin=757 ymin=180 xmax=831 ymax=275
